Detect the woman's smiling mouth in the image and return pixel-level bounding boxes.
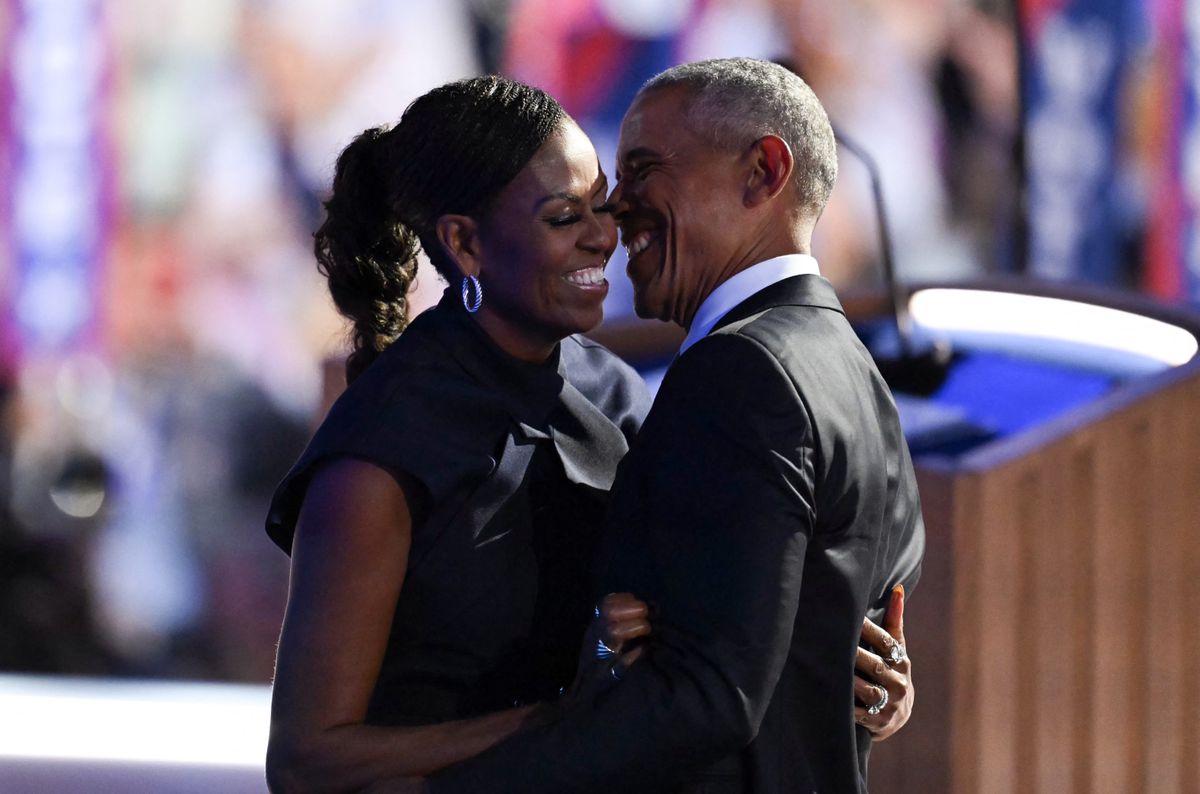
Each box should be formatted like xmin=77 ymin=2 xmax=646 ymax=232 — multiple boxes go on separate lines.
xmin=564 ymin=265 xmax=608 ymax=288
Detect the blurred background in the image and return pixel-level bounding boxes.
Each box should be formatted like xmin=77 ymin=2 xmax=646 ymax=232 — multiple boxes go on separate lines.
xmin=0 ymin=0 xmax=1197 ymax=786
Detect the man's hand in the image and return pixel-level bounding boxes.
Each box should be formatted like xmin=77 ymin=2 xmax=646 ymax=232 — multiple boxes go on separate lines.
xmin=570 ymin=592 xmax=651 ymax=699
xmin=854 ymin=585 xmax=913 ymax=740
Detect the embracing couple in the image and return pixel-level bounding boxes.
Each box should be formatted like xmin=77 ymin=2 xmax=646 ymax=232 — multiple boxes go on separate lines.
xmin=264 ymin=57 xmax=925 ymax=793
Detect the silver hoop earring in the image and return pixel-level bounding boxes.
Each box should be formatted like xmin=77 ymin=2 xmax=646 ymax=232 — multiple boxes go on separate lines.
xmin=461 ymin=274 xmax=483 ymax=313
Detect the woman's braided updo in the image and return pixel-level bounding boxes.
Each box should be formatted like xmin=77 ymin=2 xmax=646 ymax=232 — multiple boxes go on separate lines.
xmin=314 ymin=76 xmax=566 ymax=383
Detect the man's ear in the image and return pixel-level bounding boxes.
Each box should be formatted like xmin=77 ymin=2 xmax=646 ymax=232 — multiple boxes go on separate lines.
xmin=744 ymin=135 xmax=794 ymax=207
xmin=434 ymin=214 xmax=482 ymax=278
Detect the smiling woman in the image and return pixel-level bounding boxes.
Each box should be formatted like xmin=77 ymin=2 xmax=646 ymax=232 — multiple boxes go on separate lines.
xmin=457 ymin=121 xmax=616 ymax=361
xmin=262 ymin=76 xmax=653 ymax=793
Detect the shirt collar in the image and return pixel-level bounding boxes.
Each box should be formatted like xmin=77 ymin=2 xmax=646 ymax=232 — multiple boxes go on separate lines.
xmin=679 ymin=253 xmax=821 ymax=354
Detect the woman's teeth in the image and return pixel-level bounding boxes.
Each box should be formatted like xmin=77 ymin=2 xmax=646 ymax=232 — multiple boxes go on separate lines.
xmin=626 ymin=231 xmax=653 ymax=258
xmin=565 ymin=266 xmax=606 ymax=286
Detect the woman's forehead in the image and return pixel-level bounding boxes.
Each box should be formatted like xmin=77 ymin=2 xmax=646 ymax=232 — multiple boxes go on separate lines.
xmin=510 ymin=123 xmax=606 ymax=202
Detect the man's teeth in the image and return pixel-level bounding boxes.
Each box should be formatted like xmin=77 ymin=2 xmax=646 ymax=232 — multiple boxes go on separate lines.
xmin=626 ymin=231 xmax=653 ymax=258
xmin=565 ymin=266 xmax=606 ymax=286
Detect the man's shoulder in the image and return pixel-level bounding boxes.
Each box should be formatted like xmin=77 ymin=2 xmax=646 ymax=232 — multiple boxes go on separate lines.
xmin=655 ymin=328 xmax=804 ymax=420
xmin=674 ymin=327 xmax=785 ymax=380
xmin=716 ymin=299 xmax=851 ymax=351
xmin=677 ymin=302 xmax=850 ymax=383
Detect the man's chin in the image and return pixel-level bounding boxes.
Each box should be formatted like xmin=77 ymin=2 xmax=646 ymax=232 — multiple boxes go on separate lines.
xmin=632 ymin=293 xmax=669 ymax=323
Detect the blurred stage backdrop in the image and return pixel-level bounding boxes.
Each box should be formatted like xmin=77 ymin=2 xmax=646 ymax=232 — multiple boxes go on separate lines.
xmin=0 ymin=0 xmax=1198 ymax=791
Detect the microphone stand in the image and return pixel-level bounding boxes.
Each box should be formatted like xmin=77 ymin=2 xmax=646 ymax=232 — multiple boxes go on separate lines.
xmin=833 ymin=126 xmax=953 ymax=395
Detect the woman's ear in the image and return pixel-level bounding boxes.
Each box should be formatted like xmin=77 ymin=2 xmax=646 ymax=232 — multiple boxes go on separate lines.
xmin=744 ymin=134 xmax=794 ymax=207
xmin=434 ymin=214 xmax=482 ymax=277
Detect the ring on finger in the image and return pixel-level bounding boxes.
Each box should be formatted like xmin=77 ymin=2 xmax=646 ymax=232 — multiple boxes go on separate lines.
xmin=883 ymin=641 xmax=906 ymax=667
xmin=866 ymin=684 xmax=889 ymax=715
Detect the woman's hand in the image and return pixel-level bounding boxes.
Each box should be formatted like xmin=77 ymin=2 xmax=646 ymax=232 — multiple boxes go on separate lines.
xmin=570 ymin=592 xmax=652 ymax=699
xmin=854 ymin=585 xmax=913 ymax=741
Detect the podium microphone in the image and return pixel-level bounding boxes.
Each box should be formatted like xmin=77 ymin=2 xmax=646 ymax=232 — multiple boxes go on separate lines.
xmin=832 ymin=126 xmax=953 ymax=395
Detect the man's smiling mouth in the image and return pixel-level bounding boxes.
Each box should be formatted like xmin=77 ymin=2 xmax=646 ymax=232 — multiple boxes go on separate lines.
xmin=624 ymin=230 xmax=657 ymax=260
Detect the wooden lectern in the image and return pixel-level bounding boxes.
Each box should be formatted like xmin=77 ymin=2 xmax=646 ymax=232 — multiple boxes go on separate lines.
xmin=866 ymin=282 xmax=1200 ymax=794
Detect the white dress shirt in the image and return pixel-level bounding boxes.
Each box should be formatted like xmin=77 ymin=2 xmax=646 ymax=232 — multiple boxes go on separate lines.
xmin=678 ymin=253 xmax=821 ymax=355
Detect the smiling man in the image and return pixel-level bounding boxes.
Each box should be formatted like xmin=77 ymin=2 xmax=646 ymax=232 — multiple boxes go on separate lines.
xmin=428 ymin=57 xmax=925 ymax=794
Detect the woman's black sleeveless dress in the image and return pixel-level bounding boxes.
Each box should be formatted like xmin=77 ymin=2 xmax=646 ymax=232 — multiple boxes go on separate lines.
xmin=266 ymin=290 xmax=650 ymax=724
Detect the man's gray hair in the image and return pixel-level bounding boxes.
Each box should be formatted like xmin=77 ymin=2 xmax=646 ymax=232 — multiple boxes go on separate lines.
xmin=641 ymin=58 xmax=838 ymax=214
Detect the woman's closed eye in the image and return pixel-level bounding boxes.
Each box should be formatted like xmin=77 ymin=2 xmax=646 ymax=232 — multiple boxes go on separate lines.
xmin=547 ymin=203 xmax=616 ymax=227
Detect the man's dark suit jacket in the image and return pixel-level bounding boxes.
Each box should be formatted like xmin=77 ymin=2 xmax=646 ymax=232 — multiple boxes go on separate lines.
xmin=429 ymin=274 xmax=926 ymax=793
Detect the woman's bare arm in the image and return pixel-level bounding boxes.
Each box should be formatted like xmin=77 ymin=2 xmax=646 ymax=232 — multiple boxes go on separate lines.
xmin=266 ymin=459 xmax=540 ymax=794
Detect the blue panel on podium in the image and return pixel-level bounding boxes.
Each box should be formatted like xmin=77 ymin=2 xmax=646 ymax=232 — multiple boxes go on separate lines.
xmin=931 ymin=352 xmax=1114 ymax=435
xmin=895 ymin=352 xmax=1115 ymax=458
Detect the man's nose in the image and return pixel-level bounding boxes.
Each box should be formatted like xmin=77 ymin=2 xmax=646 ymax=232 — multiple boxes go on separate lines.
xmin=610 ymin=181 xmax=630 ymax=222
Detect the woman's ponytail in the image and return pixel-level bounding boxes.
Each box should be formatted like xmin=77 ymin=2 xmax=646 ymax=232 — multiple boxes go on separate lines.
xmin=313 ymin=126 xmax=419 ymax=384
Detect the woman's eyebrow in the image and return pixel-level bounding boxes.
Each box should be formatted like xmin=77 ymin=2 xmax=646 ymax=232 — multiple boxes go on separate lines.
xmin=533 ymin=191 xmax=582 ymax=209
xmin=535 ymin=181 xmax=609 ymax=209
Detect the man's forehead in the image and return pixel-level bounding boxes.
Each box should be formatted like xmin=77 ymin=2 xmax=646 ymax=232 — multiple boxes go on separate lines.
xmin=618 ymin=87 xmax=686 ymax=156
xmin=616 ymin=101 xmax=649 ymax=154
